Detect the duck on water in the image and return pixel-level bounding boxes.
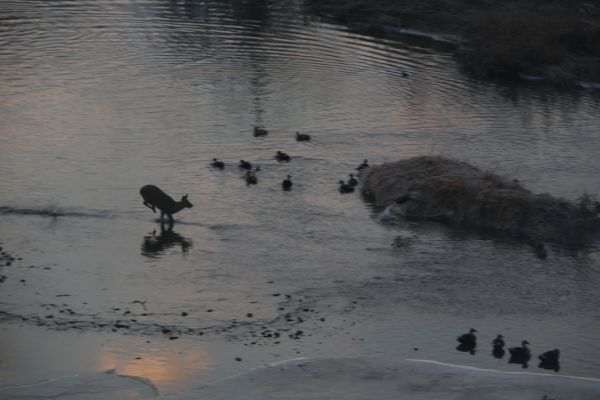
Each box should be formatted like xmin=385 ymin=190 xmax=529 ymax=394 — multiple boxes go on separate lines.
xmin=508 ymin=340 xmax=531 ymax=368
xmin=456 ymin=328 xmax=477 ymax=354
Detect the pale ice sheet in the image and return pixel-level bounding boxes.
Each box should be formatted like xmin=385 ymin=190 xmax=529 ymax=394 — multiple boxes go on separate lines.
xmin=0 ymin=369 xmax=157 ymax=400
xmin=3 ymin=358 xmax=600 ymax=400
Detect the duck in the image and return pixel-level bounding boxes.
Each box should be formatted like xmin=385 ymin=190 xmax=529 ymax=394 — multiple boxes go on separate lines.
xmin=339 ymin=180 xmax=355 ymax=194
xmin=253 ymin=126 xmax=268 ymax=137
xmin=245 ymin=171 xmax=258 ymax=185
xmin=457 ymin=328 xmax=477 ymax=347
xmin=491 ymin=334 xmax=505 ymax=358
xmin=282 ymin=175 xmax=293 ymax=191
xmin=348 ymin=173 xmax=358 ymax=186
xmin=296 ymin=131 xmax=311 ymax=142
xmin=508 ymin=340 xmax=531 ymax=366
xmin=356 ymin=159 xmax=369 ymax=170
xmin=275 ymin=151 xmax=291 ymax=162
xmin=538 ymin=349 xmax=560 ymax=371
xmin=211 ymin=158 xmax=225 ymax=169
xmin=238 ymin=160 xmax=252 ymax=170
xmin=492 ymin=334 xmax=505 ymax=348
xmin=538 ymin=349 xmax=560 ymax=364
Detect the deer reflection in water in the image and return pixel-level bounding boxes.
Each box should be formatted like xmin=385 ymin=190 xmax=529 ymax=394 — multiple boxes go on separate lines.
xmin=141 ymin=222 xmax=193 ymax=258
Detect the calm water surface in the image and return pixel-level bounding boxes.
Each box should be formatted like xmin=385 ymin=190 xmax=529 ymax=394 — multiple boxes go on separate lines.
xmin=1 ymin=0 xmax=600 ymax=394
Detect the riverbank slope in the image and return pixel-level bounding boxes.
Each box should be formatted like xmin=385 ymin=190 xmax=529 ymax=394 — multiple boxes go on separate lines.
xmin=306 ymin=0 xmax=600 ymax=86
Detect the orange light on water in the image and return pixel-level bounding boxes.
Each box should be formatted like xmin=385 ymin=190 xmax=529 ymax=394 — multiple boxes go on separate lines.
xmin=97 ymin=342 xmax=214 ymax=388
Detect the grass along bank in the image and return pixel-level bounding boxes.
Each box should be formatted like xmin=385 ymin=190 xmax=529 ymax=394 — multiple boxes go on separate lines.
xmin=305 ymin=0 xmax=600 ymax=87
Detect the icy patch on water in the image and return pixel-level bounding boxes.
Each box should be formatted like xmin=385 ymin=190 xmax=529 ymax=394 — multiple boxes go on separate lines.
xmin=0 ymin=369 xmax=158 ymax=400
xmin=7 ymin=357 xmax=597 ymax=400
xmin=181 ymin=357 xmax=600 ymax=400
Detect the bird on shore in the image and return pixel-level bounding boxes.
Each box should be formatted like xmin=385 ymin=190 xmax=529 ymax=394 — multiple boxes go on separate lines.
xmin=238 ymin=160 xmax=252 ymax=170
xmin=245 ymin=171 xmax=258 ymax=185
xmin=348 ymin=173 xmax=358 ymax=186
xmin=356 ymin=159 xmax=369 ymax=170
xmin=339 ymin=180 xmax=355 ymax=194
xmin=253 ymin=126 xmax=268 ymax=137
xmin=282 ymin=175 xmax=293 ymax=191
xmin=211 ymin=158 xmax=225 ymax=169
xmin=275 ymin=151 xmax=291 ymax=162
xmin=296 ymin=131 xmax=311 ymax=142
xmin=508 ymin=340 xmax=531 ymax=368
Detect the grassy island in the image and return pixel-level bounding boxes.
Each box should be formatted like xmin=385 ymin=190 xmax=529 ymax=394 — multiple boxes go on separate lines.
xmin=305 ymin=0 xmax=600 ymax=86
xmin=360 ymin=156 xmax=600 ymax=251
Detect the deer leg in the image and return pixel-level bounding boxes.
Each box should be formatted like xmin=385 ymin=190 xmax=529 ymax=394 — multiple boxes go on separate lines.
xmin=167 ymin=213 xmax=174 ymax=223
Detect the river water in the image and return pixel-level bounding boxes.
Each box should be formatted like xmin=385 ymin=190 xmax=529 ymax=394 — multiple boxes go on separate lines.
xmin=1 ymin=0 xmax=600 ymax=397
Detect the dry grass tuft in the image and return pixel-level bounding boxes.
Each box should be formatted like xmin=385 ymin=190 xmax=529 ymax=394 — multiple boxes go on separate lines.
xmin=360 ymin=156 xmax=600 ymax=247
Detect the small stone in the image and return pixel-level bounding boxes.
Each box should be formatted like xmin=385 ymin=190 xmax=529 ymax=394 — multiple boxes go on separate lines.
xmin=235 ymin=357 xmax=242 ymax=362
xmin=246 ymin=313 xmax=253 ymax=318
xmin=181 ymin=311 xmax=188 ymax=316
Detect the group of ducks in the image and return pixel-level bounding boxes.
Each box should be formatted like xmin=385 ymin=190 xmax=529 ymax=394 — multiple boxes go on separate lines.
xmin=210 ymin=127 xmax=371 ymax=193
xmin=457 ymin=328 xmax=560 ymax=371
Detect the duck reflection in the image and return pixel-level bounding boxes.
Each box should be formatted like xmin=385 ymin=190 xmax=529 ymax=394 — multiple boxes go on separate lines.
xmin=538 ymin=349 xmax=560 ymax=372
xmin=141 ymin=223 xmax=192 ymax=258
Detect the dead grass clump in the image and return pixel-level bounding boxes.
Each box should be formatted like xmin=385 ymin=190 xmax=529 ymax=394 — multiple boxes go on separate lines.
xmin=360 ymin=156 xmax=600 ymax=247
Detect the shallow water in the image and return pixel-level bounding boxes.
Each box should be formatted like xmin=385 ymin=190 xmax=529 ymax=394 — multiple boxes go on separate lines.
xmin=1 ymin=0 xmax=600 ymax=396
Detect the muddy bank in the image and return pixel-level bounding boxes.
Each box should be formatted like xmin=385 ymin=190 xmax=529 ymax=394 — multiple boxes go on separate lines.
xmin=305 ymin=0 xmax=600 ymax=87
xmin=360 ymin=156 xmax=600 ymax=248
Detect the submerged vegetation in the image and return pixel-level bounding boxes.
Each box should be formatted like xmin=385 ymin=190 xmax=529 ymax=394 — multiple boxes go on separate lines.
xmin=360 ymin=156 xmax=600 ymax=248
xmin=305 ymin=0 xmax=600 ymax=86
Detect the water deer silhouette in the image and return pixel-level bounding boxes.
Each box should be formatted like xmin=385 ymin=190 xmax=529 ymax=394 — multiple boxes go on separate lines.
xmin=140 ymin=185 xmax=193 ymax=223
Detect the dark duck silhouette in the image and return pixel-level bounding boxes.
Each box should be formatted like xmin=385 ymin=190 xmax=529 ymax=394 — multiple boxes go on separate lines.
xmin=508 ymin=340 xmax=531 ymax=368
xmin=456 ymin=328 xmax=477 ymax=354
xmin=245 ymin=171 xmax=258 ymax=185
xmin=348 ymin=173 xmax=358 ymax=187
xmin=238 ymin=160 xmax=252 ymax=170
xmin=211 ymin=158 xmax=225 ymax=169
xmin=282 ymin=175 xmax=293 ymax=191
xmin=492 ymin=334 xmax=505 ymax=359
xmin=356 ymin=159 xmax=369 ymax=171
xmin=538 ymin=349 xmax=560 ymax=372
xmin=296 ymin=131 xmax=311 ymax=141
xmin=275 ymin=151 xmax=291 ymax=162
xmin=253 ymin=126 xmax=268 ymax=137
xmin=339 ymin=180 xmax=355 ymax=194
